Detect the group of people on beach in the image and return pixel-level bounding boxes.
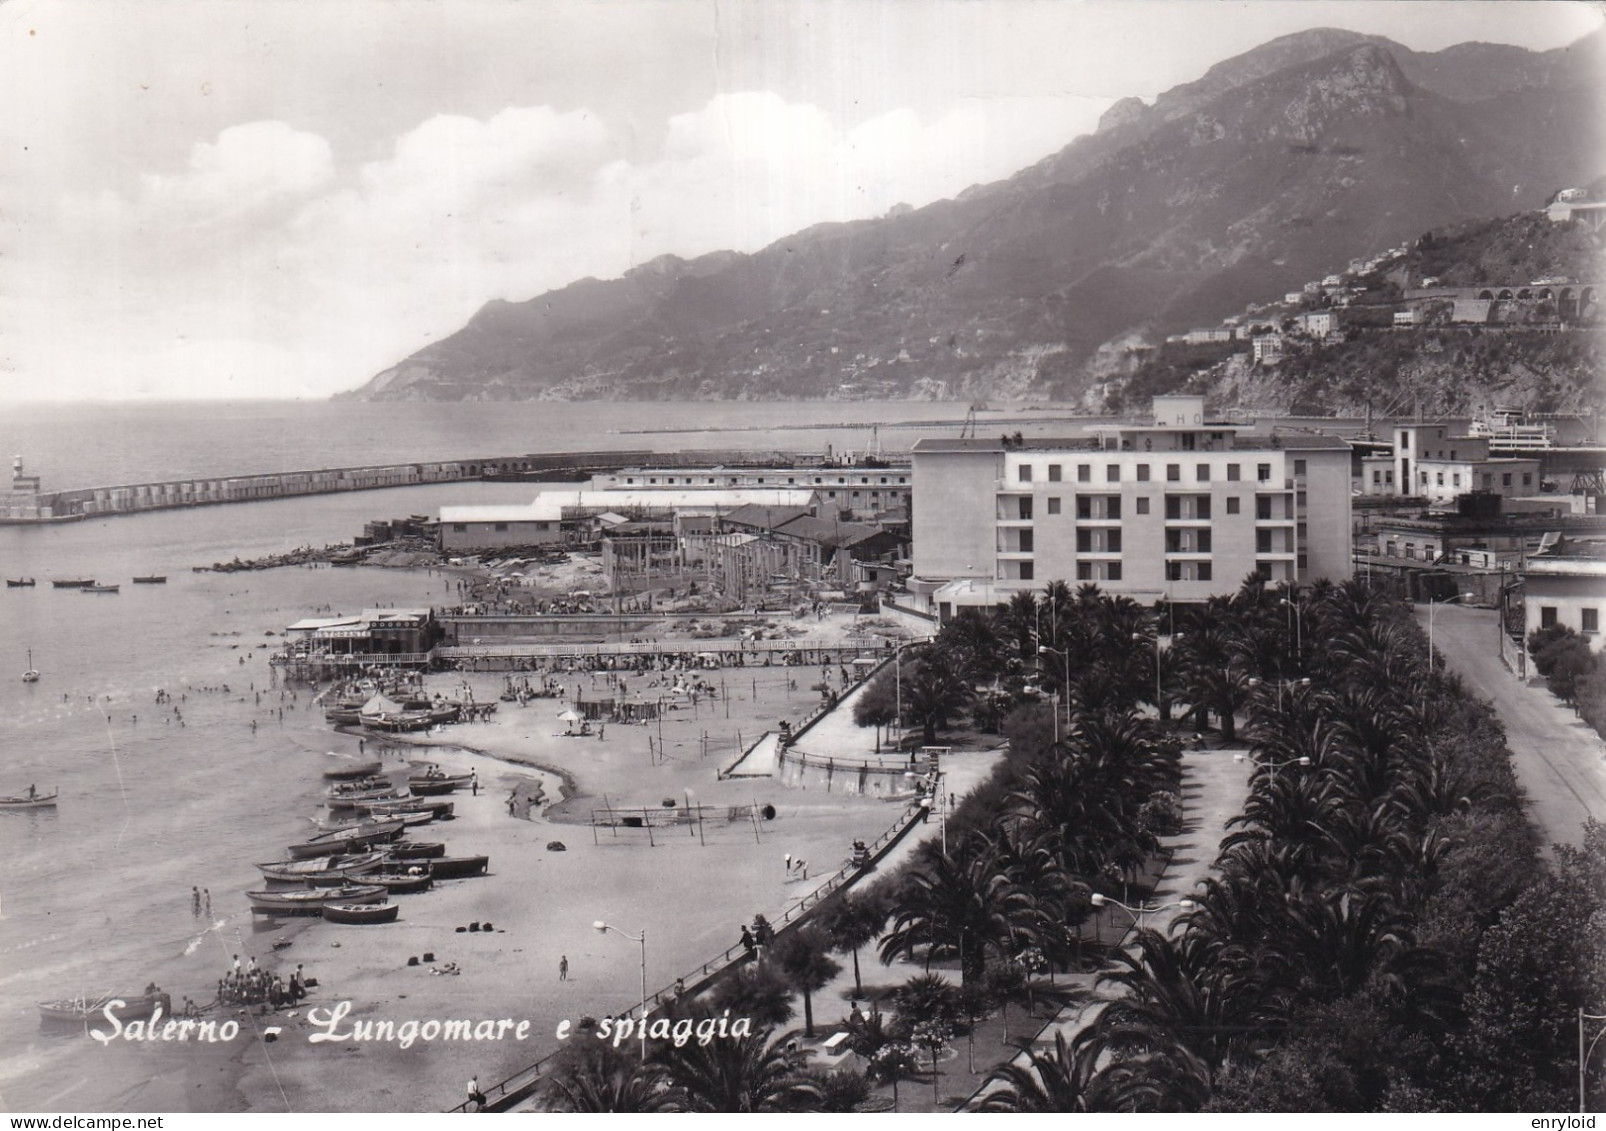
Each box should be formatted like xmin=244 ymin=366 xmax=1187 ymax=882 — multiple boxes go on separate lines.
xmin=190 ymin=886 xmax=211 ymax=917
xmin=219 ymin=956 xmax=307 ymax=1009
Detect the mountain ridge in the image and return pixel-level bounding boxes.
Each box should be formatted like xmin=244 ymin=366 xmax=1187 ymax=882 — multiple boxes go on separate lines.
xmin=338 ymin=27 xmax=1605 ymax=404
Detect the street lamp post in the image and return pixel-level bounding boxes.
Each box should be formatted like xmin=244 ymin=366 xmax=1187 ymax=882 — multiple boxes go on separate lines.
xmin=1234 ymin=751 xmax=1312 ymax=784
xmin=1247 ymin=675 xmax=1310 ymax=713
xmin=1136 ymin=630 xmax=1182 ymax=722
xmin=1089 ymin=892 xmax=1197 ymax=933
xmin=593 ymin=921 xmax=649 ymax=1062
xmin=1428 ymin=592 xmax=1470 ymax=656
xmin=1037 ymin=644 xmax=1071 ymax=737
xmin=1280 ymin=597 xmax=1303 ymax=666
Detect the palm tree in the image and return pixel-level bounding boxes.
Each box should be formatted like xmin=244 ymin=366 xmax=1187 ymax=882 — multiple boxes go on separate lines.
xmin=980 ymin=1029 xmax=1105 ymax=1112
xmin=852 ymin=671 xmax=899 ymax=753
xmin=819 ymin=891 xmax=888 ymax=995
xmin=878 ymin=839 xmax=1038 ymax=984
xmin=544 ymin=1038 xmax=680 ymax=1112
xmin=656 ymin=1026 xmax=822 ymax=1112
xmin=900 ymin=647 xmax=974 ymax=745
xmin=771 ymin=925 xmax=841 ymax=1037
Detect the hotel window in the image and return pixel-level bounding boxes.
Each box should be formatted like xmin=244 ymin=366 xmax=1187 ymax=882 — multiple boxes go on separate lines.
xmin=1166 ymin=464 xmax=1181 ymax=482
xmin=1019 ymin=561 xmax=1035 ymax=581
xmin=1019 ymin=498 xmax=1033 ymax=520
xmin=1135 ymin=497 xmax=1150 ymax=515
xmin=1166 ymin=530 xmax=1181 ymax=553
xmin=1541 ymin=606 xmax=1557 ymax=628
xmin=1297 ymin=553 xmax=1308 ymax=571
xmin=494 ymin=523 xmax=509 ymax=532
xmin=1226 ymin=497 xmax=1240 ymax=515
xmin=1076 ymin=562 xmax=1092 ymax=580
xmin=1256 ymin=497 xmax=1272 ymax=520
xmin=1227 ymin=463 xmax=1241 ymax=481
xmin=1197 ymin=464 xmax=1210 ymax=482
xmin=1019 ymin=530 xmax=1034 ymax=552
xmin=1195 ymin=498 xmax=1210 ymax=520
xmin=1452 ymin=474 xmax=1461 ymax=488
xmin=1046 ymin=497 xmax=1061 ymax=515
xmin=1257 ymin=463 xmax=1272 ymax=482
xmin=1436 ymin=473 xmax=1444 ymax=486
xmin=1294 ymin=459 xmax=1307 ymax=475
xmin=1483 ymin=474 xmax=1493 ymax=488
xmin=1136 ymin=464 xmax=1151 ymax=482
xmin=1583 ymin=609 xmax=1599 ymax=634
xmin=1018 ymin=465 xmax=1032 ymax=482
xmin=1523 ymin=473 xmax=1533 ymax=487
xmin=1198 ymin=562 xmax=1212 ymax=581
xmin=1077 ymin=530 xmax=1092 ymax=553
xmin=1400 ymin=432 xmax=1410 ymax=450
xmin=1107 ymin=465 xmax=1120 ymax=483
xmin=1197 ymin=531 xmax=1211 ymax=552
xmin=1106 ymin=562 xmax=1123 ymax=581
xmin=1108 ymin=530 xmax=1123 ymax=553
xmin=1165 ymin=496 xmax=1181 ymax=520
xmin=1076 ymin=497 xmax=1092 ymax=519
xmin=1502 ymin=473 xmax=1512 ymax=486
xmin=452 ymin=524 xmax=467 ymax=533
xmin=1077 ymin=464 xmax=1091 ymax=482
xmin=1255 ymin=562 xmax=1273 ymax=580
xmin=1166 ymin=561 xmax=1182 ymax=581
xmin=1048 ymin=464 xmax=1062 ymax=482
xmin=1257 ymin=530 xmax=1273 ymax=553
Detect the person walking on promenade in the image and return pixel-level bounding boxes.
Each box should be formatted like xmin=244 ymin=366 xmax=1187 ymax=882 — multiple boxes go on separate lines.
xmin=559 ymin=955 xmax=568 ymax=981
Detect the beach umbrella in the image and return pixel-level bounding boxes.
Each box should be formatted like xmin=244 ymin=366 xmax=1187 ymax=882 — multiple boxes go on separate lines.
xmin=556 ymin=709 xmax=581 ymax=722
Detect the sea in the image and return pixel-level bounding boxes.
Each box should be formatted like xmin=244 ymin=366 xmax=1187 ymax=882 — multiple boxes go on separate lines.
xmin=0 ymin=398 xmax=1056 ymax=1112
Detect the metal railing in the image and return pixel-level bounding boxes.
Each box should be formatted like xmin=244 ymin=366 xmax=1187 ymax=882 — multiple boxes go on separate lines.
xmin=444 ymin=799 xmax=927 ymax=1112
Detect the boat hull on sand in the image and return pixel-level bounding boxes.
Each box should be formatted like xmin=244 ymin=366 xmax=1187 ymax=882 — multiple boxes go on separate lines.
xmin=427 ymin=855 xmax=489 ymax=879
xmin=322 ymin=901 xmax=399 ymax=924
xmin=248 ymin=884 xmax=386 ymax=915
xmin=39 ymin=992 xmax=171 ymax=1026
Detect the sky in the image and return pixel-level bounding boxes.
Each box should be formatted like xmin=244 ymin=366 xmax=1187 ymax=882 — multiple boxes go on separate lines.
xmin=0 ymin=0 xmax=1600 ymax=403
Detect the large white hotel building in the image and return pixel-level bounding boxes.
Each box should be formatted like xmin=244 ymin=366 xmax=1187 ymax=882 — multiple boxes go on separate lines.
xmin=910 ymin=396 xmax=1353 ymax=617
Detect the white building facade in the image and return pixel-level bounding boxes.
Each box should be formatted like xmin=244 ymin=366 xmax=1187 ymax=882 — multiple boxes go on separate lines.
xmin=911 ymin=396 xmax=1352 ymax=612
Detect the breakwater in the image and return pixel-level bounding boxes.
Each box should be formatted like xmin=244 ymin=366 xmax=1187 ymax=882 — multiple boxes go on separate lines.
xmin=1 ymin=448 xmax=903 ymax=523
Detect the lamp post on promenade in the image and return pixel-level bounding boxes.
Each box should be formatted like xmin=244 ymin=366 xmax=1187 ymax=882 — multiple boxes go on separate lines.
xmin=1247 ymin=675 xmax=1310 ymax=713
xmin=1089 ymin=892 xmax=1197 ymax=933
xmin=1280 ymin=597 xmax=1303 ymax=666
xmin=593 ymin=921 xmax=649 ymax=1063
xmin=1037 ymin=644 xmax=1071 ymax=738
xmin=1234 ymin=752 xmax=1311 ymax=784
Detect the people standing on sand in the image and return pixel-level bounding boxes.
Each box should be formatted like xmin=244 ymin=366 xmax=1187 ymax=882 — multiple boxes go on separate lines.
xmin=784 ymin=853 xmax=792 ymax=876
xmin=559 ymin=955 xmax=568 ymax=981
xmin=471 ymin=769 xmax=478 ymax=796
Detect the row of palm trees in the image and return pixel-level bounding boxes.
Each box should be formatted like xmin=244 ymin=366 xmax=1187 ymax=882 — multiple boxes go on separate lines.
xmin=986 ymin=577 xmax=1603 ymax=1111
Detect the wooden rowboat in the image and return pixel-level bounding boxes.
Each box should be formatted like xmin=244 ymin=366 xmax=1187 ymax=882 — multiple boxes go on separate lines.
xmin=255 ymin=851 xmax=387 ymax=883
xmin=7 ymin=578 xmax=35 ymax=587
xmin=287 ymin=820 xmax=404 ymax=859
xmin=39 ymin=990 xmax=170 ymax=1026
xmin=406 ymin=778 xmax=462 ymax=796
xmin=247 ymin=883 xmax=386 ymax=915
xmin=132 ymin=576 xmax=167 ymax=584
xmin=428 ymin=855 xmax=489 ymax=879
xmin=387 ymin=841 xmax=445 ymax=860
xmin=369 ymin=871 xmax=432 ymax=894
xmin=322 ymin=901 xmax=399 ymax=925
xmin=357 ymin=798 xmax=453 ymax=819
xmin=81 ymin=584 xmax=120 ymax=594
xmin=51 ymin=579 xmax=95 ymax=588
xmin=0 ymin=791 xmax=57 ymax=809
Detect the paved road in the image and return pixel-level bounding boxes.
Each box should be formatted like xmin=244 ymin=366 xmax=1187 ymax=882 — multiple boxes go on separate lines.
xmin=1423 ymin=603 xmax=1606 ymax=854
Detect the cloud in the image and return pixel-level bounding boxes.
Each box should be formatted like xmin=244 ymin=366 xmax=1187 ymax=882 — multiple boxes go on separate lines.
xmin=11 ymin=89 xmax=1107 ymax=400
xmin=138 ymin=121 xmax=334 ymax=224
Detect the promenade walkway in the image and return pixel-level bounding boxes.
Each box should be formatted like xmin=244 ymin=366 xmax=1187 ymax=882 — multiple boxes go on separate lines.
xmin=958 ymin=738 xmax=1252 ymax=1109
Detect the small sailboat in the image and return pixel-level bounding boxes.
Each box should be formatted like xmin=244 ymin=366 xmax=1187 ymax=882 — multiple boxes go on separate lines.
xmin=21 ymin=650 xmax=39 ymax=683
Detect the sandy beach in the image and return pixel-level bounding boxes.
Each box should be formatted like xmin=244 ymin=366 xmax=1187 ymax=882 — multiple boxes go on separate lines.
xmin=217 ymin=611 xmax=991 ymax=1113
